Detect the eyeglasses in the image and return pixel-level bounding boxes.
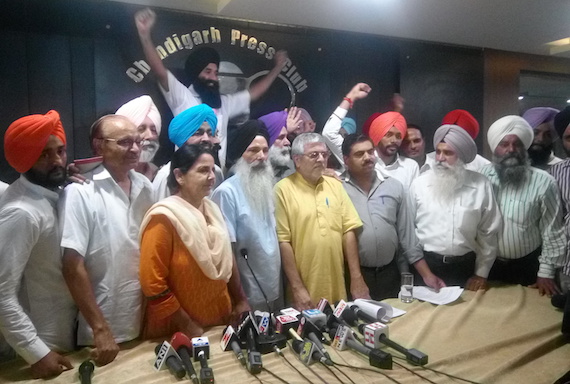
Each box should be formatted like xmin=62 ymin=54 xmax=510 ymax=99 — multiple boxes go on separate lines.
xmin=96 ymin=137 xmax=143 ymax=148
xmin=303 ymin=151 xmax=330 ymax=160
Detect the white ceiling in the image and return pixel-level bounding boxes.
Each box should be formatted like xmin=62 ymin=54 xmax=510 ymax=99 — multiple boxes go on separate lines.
xmin=110 ymin=0 xmax=570 ymax=57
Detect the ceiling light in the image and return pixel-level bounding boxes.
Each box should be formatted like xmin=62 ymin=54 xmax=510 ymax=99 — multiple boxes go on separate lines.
xmin=567 ymin=99 xmax=570 ymax=103
xmin=518 ymin=96 xmax=524 ymax=100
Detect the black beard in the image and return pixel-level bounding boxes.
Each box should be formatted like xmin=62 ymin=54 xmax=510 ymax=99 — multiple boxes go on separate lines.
xmin=25 ymin=166 xmax=67 ymax=190
xmin=527 ymin=143 xmax=552 ymax=168
xmin=493 ymin=151 xmax=529 ymax=188
xmin=193 ymin=77 xmax=221 ymax=108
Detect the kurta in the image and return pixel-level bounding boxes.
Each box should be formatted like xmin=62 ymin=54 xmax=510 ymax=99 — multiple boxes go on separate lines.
xmin=275 ymin=173 xmax=362 ymax=303
xmin=140 ymin=215 xmax=232 ymax=339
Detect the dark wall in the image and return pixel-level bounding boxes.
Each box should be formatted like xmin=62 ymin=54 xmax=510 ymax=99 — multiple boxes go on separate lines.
xmin=0 ymin=0 xmax=485 ymax=183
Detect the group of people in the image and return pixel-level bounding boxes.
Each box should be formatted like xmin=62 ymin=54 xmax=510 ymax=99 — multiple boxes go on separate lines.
xmin=1 ymin=6 xmax=570 ymax=380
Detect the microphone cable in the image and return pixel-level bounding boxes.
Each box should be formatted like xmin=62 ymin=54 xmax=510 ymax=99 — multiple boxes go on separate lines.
xmin=331 ymin=361 xmax=403 ymax=384
xmin=321 ymin=363 xmax=346 ymax=383
xmin=392 ymin=355 xmax=480 ymax=384
xmin=240 ymin=248 xmax=271 ymax=312
xmin=333 ymin=365 xmax=356 ymax=384
xmin=274 ymin=346 xmax=317 ymax=384
xmin=261 ymin=367 xmax=290 ymax=384
xmin=286 ymin=340 xmax=328 ymax=384
xmin=393 ymin=360 xmax=437 ymax=384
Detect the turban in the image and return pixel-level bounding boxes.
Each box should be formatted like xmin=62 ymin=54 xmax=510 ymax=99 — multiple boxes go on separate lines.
xmin=226 ymin=120 xmax=270 ymax=166
xmin=298 ymin=108 xmax=313 ymax=123
xmin=184 ymin=47 xmax=220 ymax=85
xmin=168 ymin=104 xmax=217 ymax=148
xmin=362 ymin=112 xmax=381 ymax=136
xmin=442 ymin=109 xmax=479 ymax=139
xmin=522 ymin=107 xmax=560 ymax=140
xmin=433 ymin=124 xmax=477 ymax=164
xmin=341 ymin=117 xmax=357 ymax=135
xmin=369 ymin=112 xmax=407 ymax=146
xmin=115 ymin=95 xmax=162 ymax=135
xmin=4 ymin=110 xmax=67 ymax=173
xmin=258 ymin=111 xmax=287 ymax=146
xmin=487 ymin=115 xmax=534 ymax=152
xmin=555 ymin=106 xmax=570 ymax=138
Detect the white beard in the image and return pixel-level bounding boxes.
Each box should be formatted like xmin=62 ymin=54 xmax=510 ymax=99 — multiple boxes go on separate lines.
xmin=430 ymin=160 xmax=466 ymax=204
xmin=139 ymin=140 xmax=159 ymax=163
xmin=234 ymin=157 xmax=275 ymax=219
xmin=268 ymin=145 xmax=291 ymax=167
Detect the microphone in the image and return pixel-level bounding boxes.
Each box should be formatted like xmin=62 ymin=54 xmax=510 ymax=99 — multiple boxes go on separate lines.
xmin=245 ymin=327 xmax=263 ymax=373
xmin=154 ymin=341 xmax=186 ymax=379
xmin=254 ymin=311 xmax=287 ymax=354
xmin=331 ymin=325 xmax=392 ymax=369
xmin=171 ymin=332 xmax=199 ymax=383
xmin=78 ymin=360 xmax=94 ymax=384
xmin=317 ymin=298 xmax=334 ymax=319
xmin=220 ymin=325 xmax=245 ymax=365
xmin=291 ymin=339 xmax=330 ymax=366
xmin=297 ymin=313 xmax=333 ymax=365
xmin=240 ymin=248 xmax=270 ymax=311
xmin=350 ymin=304 xmax=377 ymax=324
xmin=333 ymin=300 xmax=359 ymax=326
xmin=192 ymin=337 xmax=215 ymax=383
xmin=275 ymin=314 xmax=300 ymax=336
xmin=255 ymin=310 xmax=271 ymax=335
xmin=358 ymin=323 xmax=428 ymax=366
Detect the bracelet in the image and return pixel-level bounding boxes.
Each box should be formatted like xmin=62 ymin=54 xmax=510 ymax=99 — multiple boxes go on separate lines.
xmin=343 ymin=97 xmax=353 ymax=109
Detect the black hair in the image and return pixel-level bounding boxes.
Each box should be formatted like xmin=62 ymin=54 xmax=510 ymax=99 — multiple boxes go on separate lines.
xmin=342 ymin=134 xmax=374 ymax=157
xmin=167 ymin=143 xmax=214 ymax=193
xmin=406 ymin=123 xmax=424 ymax=136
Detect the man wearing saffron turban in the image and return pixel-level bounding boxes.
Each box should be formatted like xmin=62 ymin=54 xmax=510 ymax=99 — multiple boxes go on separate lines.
xmin=0 ymin=110 xmax=76 ymax=378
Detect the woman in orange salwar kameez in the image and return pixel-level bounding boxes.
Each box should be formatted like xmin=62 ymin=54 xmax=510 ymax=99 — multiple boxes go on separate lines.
xmin=139 ymin=144 xmax=249 ymax=339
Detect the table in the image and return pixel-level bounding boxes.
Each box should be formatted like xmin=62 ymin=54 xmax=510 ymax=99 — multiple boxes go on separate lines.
xmin=0 ymin=285 xmax=568 ymax=383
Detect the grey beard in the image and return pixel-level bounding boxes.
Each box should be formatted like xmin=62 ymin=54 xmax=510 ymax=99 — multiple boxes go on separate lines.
xmin=139 ymin=140 xmax=159 ymax=163
xmin=234 ymin=157 xmax=275 ymax=219
xmin=430 ymin=160 xmax=466 ymax=204
xmin=268 ymin=145 xmax=291 ymax=167
xmin=493 ymin=152 xmax=530 ymax=188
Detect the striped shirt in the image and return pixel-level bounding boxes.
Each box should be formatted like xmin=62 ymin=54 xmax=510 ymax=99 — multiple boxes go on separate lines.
xmin=480 ymin=164 xmax=566 ymax=279
xmin=549 ymin=159 xmax=570 ymax=276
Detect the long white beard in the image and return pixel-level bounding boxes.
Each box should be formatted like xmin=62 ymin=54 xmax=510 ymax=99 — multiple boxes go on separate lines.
xmin=430 ymin=160 xmax=466 ymax=204
xmin=139 ymin=140 xmax=159 ymax=163
xmin=268 ymin=145 xmax=291 ymax=167
xmin=235 ymin=157 xmax=275 ymax=219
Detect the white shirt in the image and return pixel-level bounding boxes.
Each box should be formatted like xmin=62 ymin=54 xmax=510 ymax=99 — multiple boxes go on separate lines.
xmin=322 ymin=106 xmax=347 ymax=152
xmin=0 ymin=176 xmax=75 ymax=364
xmin=160 ymin=70 xmax=250 ymax=169
xmin=0 ymin=181 xmax=8 ymax=196
xmin=375 ymin=153 xmax=419 ymax=191
xmin=152 ymin=161 xmax=225 ymax=202
xmin=408 ymin=169 xmax=503 ymax=278
xmin=421 ymin=152 xmax=491 ymax=173
xmin=59 ymin=165 xmax=154 ymax=345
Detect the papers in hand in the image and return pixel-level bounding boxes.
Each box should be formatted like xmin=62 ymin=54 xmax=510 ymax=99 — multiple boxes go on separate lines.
xmin=413 ymin=286 xmax=464 ymax=305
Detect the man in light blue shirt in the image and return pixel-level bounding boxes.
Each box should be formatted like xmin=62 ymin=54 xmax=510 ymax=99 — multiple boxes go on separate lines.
xmin=212 ymin=121 xmax=282 ymax=311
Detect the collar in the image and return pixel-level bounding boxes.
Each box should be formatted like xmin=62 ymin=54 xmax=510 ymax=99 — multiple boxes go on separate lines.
xmin=292 ymin=171 xmax=324 ymax=189
xmin=20 ymin=174 xmax=60 ymax=203
xmin=375 ymin=150 xmax=402 ymax=168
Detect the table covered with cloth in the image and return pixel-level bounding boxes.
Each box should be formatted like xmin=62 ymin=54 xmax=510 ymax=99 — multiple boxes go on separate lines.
xmin=0 ymin=284 xmax=568 ymax=383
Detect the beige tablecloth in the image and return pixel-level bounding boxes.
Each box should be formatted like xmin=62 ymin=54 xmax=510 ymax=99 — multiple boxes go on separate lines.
xmin=1 ymin=285 xmax=568 ymax=383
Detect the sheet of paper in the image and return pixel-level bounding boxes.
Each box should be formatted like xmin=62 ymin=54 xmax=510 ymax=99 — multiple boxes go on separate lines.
xmin=412 ymin=286 xmax=464 ymax=305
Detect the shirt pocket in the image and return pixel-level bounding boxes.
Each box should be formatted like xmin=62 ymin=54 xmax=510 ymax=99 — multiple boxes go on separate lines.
xmin=505 ymin=198 xmax=534 ymax=229
xmin=458 ymin=187 xmax=482 ymax=235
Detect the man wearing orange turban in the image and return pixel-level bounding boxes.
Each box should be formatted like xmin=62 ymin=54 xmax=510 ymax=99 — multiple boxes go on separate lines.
xmin=0 ymin=111 xmax=76 ymax=378
xmin=369 ymin=111 xmax=419 ymax=190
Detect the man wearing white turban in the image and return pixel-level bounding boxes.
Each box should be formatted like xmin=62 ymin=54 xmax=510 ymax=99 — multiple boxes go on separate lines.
xmin=116 ymin=95 xmax=162 ymax=181
xmin=408 ymin=125 xmax=502 ymax=290
xmin=481 ymin=115 xmax=565 ymax=296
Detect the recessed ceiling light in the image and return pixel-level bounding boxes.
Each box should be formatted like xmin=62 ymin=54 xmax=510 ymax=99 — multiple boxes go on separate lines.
xmin=518 ymin=96 xmax=524 ymax=100
xmin=566 ymin=99 xmax=570 ymax=103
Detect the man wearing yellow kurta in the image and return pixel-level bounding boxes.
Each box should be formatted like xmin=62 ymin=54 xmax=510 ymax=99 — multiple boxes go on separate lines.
xmin=275 ymin=133 xmax=370 ymax=310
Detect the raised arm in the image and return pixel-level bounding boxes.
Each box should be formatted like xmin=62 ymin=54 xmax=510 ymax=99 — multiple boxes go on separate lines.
xmin=134 ymin=8 xmax=169 ymax=90
xmin=249 ymin=50 xmax=289 ymax=102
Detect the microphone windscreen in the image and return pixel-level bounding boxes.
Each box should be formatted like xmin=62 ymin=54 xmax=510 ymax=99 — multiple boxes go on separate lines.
xmin=171 ymin=332 xmax=193 ymax=350
xmin=551 ymin=293 xmax=567 ymax=309
xmin=342 ymin=307 xmax=359 ymax=326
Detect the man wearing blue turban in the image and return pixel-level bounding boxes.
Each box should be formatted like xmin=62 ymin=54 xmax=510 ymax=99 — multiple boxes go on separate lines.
xmin=153 ymin=105 xmax=223 ymax=201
